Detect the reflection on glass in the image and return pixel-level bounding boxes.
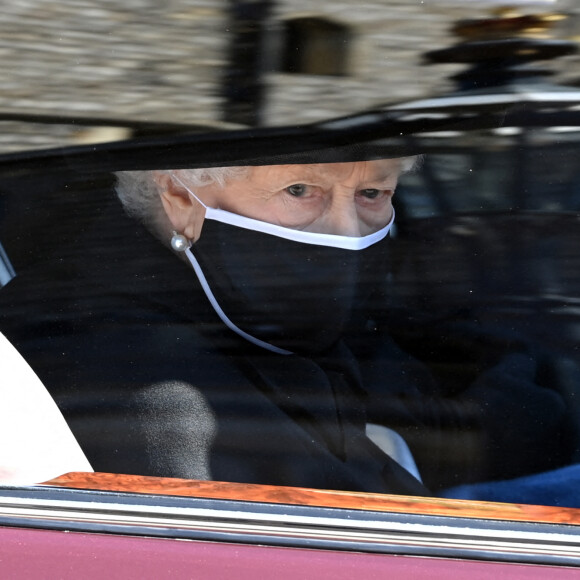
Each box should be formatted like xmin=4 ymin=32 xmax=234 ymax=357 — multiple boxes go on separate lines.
xmin=1 ymin=153 xmax=580 ymax=509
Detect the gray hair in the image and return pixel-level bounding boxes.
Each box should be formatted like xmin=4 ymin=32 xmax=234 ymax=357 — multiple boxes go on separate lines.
xmin=402 ymin=155 xmax=422 ymax=173
xmin=115 ymin=167 xmax=248 ymax=228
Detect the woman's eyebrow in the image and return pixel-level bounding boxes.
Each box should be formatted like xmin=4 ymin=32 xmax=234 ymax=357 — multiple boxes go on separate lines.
xmin=363 ymin=172 xmax=398 ymax=185
xmin=267 ymin=165 xmax=399 ymax=189
xmin=290 ymin=166 xmax=331 ymax=179
xmin=271 ymin=168 xmax=333 ymax=187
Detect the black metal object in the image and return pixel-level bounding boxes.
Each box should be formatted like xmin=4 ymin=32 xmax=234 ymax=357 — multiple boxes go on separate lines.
xmin=222 ymin=0 xmax=274 ymax=126
xmin=424 ymin=15 xmax=578 ymax=91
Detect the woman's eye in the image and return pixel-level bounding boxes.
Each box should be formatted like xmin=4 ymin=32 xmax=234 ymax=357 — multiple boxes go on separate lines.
xmin=359 ymin=189 xmax=382 ymax=199
xmin=285 ymin=184 xmax=308 ymax=197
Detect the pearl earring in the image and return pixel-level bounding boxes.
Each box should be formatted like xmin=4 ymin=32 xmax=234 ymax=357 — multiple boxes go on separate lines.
xmin=171 ymin=231 xmax=189 ymax=252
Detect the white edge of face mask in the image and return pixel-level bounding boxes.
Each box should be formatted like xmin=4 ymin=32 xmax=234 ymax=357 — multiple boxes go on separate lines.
xmin=203 ymin=206 xmax=394 ymax=250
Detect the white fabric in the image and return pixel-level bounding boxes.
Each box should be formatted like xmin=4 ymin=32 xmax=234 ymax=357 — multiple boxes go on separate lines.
xmin=366 ymin=423 xmax=422 ymax=482
xmin=172 ymin=173 xmax=395 ymax=249
xmin=202 ymin=205 xmax=394 ymax=249
xmin=0 ymin=332 xmax=93 ymax=485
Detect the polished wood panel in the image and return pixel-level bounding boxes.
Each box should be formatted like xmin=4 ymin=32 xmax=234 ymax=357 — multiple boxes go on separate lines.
xmin=43 ymin=472 xmax=580 ymax=526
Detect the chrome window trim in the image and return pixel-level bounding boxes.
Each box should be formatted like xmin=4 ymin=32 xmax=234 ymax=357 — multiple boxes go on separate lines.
xmin=0 ymin=486 xmax=579 ymax=567
xmin=0 ymin=242 xmax=15 ymax=287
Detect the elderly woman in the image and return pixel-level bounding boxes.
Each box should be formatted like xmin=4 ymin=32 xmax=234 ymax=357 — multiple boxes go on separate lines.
xmin=0 ymin=157 xmax=430 ymax=495
xmin=117 ymin=160 xmax=415 ymax=355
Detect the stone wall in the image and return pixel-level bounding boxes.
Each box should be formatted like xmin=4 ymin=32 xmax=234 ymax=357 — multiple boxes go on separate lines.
xmin=1 ymin=0 xmax=579 ymax=152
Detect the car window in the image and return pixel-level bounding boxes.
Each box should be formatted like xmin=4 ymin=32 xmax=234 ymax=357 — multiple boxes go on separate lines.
xmin=2 ymin=2 xmax=580 ymax=569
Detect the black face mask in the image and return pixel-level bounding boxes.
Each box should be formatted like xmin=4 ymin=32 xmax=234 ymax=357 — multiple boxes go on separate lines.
xmin=182 ymin=213 xmax=393 ymax=355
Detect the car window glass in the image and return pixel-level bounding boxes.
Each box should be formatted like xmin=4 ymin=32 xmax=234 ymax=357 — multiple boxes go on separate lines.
xmin=2 ymin=1 xmax=580 ymax=515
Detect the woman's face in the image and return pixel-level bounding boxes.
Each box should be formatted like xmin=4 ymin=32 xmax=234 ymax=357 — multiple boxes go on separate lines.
xmin=194 ymin=159 xmax=403 ymax=238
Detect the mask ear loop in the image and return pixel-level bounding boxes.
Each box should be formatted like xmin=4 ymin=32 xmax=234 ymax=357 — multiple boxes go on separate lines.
xmin=168 ymin=173 xmax=293 ymax=356
xmin=184 ymin=245 xmax=293 ymax=356
xmin=171 ymin=172 xmax=209 ymax=210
